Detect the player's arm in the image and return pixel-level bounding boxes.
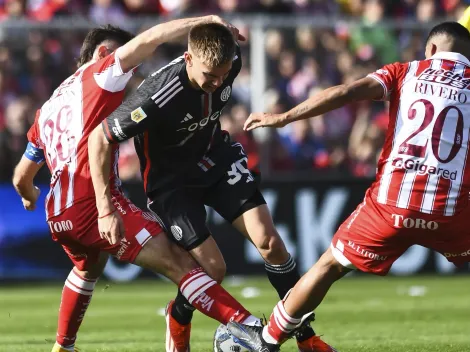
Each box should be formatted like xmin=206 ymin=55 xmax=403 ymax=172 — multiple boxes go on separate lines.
xmin=88 ymin=127 xmax=124 ymax=245
xmin=88 ymin=90 xmax=160 ymax=244
xmin=88 ymin=97 xmax=157 ymax=211
xmin=88 ymin=128 xmax=114 ymax=216
xmin=118 ymin=16 xmax=244 ymax=73
xmin=243 ymin=77 xmax=384 ymax=131
xmin=459 ymin=6 xmax=470 ymax=32
xmin=12 ymin=143 xmax=45 ymax=211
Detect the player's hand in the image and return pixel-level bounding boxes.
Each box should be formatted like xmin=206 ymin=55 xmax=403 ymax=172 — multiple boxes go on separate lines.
xmin=212 ymin=15 xmax=246 ymax=42
xmin=22 ymin=186 xmax=41 ymax=211
xmin=243 ymin=112 xmax=288 ymax=131
xmin=98 ymin=210 xmax=125 ymax=245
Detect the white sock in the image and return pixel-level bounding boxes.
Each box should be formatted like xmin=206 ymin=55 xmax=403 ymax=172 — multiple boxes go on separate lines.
xmin=241 ymin=314 xmax=262 ymax=327
xmin=262 ymin=326 xmax=279 ymax=344
xmin=54 ymin=342 xmax=74 ymax=351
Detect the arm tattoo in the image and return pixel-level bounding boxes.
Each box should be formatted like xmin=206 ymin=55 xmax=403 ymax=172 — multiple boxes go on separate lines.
xmin=295 ymin=104 xmax=310 ymax=117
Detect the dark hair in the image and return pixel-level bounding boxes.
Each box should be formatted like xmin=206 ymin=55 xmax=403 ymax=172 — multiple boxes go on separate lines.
xmin=77 ymin=25 xmax=134 ymax=68
xmin=188 ymin=23 xmax=236 ymax=67
xmin=426 ymin=22 xmax=470 ymax=45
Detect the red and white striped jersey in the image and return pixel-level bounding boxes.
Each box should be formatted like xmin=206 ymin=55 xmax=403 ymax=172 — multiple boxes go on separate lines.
xmin=369 ymin=51 xmax=470 ymax=216
xmin=27 ymin=50 xmax=134 ymax=219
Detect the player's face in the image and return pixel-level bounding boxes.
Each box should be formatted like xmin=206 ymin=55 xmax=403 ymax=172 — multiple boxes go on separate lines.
xmin=186 ymin=52 xmax=232 ymax=93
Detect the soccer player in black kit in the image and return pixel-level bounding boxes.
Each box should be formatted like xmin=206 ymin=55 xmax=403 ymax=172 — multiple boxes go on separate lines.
xmin=88 ymin=22 xmax=335 ymax=352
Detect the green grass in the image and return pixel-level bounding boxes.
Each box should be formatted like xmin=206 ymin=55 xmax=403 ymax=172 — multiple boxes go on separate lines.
xmin=1 ymin=275 xmax=470 ymax=351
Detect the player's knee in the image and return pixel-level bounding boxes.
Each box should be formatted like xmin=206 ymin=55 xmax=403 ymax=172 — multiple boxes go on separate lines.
xmin=204 ymin=260 xmax=226 ymax=283
xmin=75 ymin=252 xmax=108 ymax=280
xmin=256 ymin=231 xmax=289 ymax=264
xmin=319 ymin=248 xmax=351 ymax=279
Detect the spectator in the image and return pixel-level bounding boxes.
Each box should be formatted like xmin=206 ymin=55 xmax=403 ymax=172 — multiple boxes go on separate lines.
xmin=349 ymin=0 xmax=400 ymax=65
xmin=89 ymin=0 xmax=127 ymax=25
xmin=0 ymin=0 xmax=458 ymax=182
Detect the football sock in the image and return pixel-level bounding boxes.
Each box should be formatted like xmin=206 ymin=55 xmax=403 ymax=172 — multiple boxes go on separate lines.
xmin=263 ymin=300 xmax=301 ymax=344
xmin=171 ymin=289 xmax=195 ymax=325
xmin=178 ymin=267 xmax=252 ymax=324
xmin=265 ymin=255 xmax=316 ymax=341
xmin=264 ymin=254 xmax=300 ymax=299
xmin=56 ymin=269 xmax=96 ymax=347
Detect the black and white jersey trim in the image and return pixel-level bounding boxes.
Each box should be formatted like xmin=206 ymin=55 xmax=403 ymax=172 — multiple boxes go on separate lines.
xmin=151 ymin=76 xmax=184 ymax=108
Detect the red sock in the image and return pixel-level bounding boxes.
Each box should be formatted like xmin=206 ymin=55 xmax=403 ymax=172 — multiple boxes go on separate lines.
xmin=263 ymin=300 xmax=301 ymax=344
xmin=56 ymin=269 xmax=96 ymax=347
xmin=179 ymin=268 xmax=252 ymax=324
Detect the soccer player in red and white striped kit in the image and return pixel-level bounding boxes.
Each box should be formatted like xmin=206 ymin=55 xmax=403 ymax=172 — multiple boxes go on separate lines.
xmin=12 ymin=16 xmax=261 ymax=352
xmin=228 ymin=21 xmax=470 ymax=351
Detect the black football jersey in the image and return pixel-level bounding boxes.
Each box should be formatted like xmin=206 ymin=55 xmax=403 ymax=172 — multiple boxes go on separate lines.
xmin=102 ymin=46 xmax=242 ymax=194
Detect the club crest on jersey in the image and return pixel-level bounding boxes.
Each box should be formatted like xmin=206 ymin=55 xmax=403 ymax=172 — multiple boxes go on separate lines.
xmin=131 ymin=107 xmax=147 ymax=123
xmin=375 ymin=69 xmax=388 ymax=75
xmin=221 ymin=86 xmax=231 ymax=102
xmin=170 ymin=225 xmax=183 ymax=241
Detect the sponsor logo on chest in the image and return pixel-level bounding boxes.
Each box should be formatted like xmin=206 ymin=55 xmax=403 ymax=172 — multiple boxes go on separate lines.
xmin=178 ymin=111 xmax=222 ymax=132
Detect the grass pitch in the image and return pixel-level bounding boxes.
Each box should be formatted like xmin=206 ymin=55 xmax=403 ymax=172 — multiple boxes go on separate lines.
xmin=1 ymin=275 xmax=470 ymax=352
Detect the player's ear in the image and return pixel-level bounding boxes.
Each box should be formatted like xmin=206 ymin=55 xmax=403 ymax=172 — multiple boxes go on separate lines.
xmin=424 ymin=42 xmax=435 ymax=59
xmin=184 ymin=52 xmax=193 ymax=67
xmin=97 ymin=45 xmax=109 ymax=60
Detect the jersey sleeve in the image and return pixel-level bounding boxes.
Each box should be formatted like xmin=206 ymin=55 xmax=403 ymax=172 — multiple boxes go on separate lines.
xmin=367 ymin=62 xmax=405 ymax=101
xmin=25 ymin=110 xmax=46 ymax=163
xmin=89 ymin=48 xmax=135 ymax=93
xmin=101 ymin=73 xmax=171 ymax=143
xmin=23 ymin=142 xmax=45 ymax=164
xmin=26 ymin=110 xmax=43 ymax=148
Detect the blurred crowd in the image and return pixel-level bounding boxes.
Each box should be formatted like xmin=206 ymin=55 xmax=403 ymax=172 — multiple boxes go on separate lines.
xmin=0 ymin=0 xmax=468 ymax=183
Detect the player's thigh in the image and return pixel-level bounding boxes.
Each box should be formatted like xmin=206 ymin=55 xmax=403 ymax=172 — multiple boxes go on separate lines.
xmin=148 ymin=188 xmax=211 ymax=250
xmin=205 ymin=155 xmax=262 ymax=225
xmin=58 ymin=239 xmax=102 ymax=273
xmin=134 ymin=232 xmax=199 ymax=284
xmin=188 ymin=236 xmax=226 ymax=283
xmin=49 ymin=211 xmax=105 ymax=273
xmin=205 ymin=164 xmax=288 ymax=263
xmin=232 ymin=201 xmax=289 ymax=264
xmin=51 ymin=196 xmax=163 ymax=268
xmin=331 ymin=197 xmax=410 ymax=276
xmin=56 ymin=234 xmax=107 ymax=279
xmin=107 ymin=194 xmax=165 ymax=263
xmin=420 ymin=211 xmax=470 ymax=267
xmin=75 ymin=252 xmax=109 ymax=280
xmin=148 ymin=188 xmax=226 ymax=281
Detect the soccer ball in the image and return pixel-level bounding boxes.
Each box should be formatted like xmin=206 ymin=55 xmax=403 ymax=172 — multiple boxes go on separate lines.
xmin=213 ymin=323 xmax=249 ymax=352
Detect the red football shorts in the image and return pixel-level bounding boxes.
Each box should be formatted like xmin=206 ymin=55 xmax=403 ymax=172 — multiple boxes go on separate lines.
xmin=47 ymin=193 xmax=163 ymax=271
xmin=331 ymin=189 xmax=470 ymax=275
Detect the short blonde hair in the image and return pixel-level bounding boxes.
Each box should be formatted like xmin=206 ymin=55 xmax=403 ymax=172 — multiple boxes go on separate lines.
xmin=189 ymin=23 xmax=236 ymax=67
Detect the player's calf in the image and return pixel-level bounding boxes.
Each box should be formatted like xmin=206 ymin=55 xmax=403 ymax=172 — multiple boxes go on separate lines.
xmin=188 ymin=235 xmax=226 ymax=283
xmin=55 ymin=253 xmax=106 ymax=351
xmin=134 ymin=234 xmax=258 ymax=324
xmin=233 ymin=204 xmax=301 ymax=299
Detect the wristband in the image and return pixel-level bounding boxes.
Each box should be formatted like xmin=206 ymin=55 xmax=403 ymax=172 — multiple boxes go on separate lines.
xmin=98 ymin=209 xmax=116 ymax=219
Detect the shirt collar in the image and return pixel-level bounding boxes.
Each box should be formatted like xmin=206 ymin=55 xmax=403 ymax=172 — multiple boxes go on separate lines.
xmin=179 ymin=63 xmax=201 ymax=92
xmin=430 ymin=51 xmax=470 ymax=66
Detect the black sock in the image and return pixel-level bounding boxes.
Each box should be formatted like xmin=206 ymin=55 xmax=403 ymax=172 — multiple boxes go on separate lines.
xmin=265 ymin=254 xmax=316 ymax=342
xmin=264 ymin=254 xmax=300 ymax=299
xmin=170 ymin=289 xmax=195 ymax=325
